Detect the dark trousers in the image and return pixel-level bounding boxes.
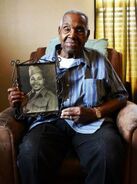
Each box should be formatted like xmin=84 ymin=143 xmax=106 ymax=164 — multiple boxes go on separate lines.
xmin=17 ymin=119 xmax=125 ymax=184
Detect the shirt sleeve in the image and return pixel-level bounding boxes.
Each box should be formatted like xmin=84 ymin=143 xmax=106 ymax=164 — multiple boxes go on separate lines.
xmin=104 ymin=58 xmax=128 ymax=100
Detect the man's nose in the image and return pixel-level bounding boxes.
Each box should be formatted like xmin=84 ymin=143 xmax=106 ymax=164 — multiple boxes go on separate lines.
xmin=69 ymin=28 xmax=77 ymax=38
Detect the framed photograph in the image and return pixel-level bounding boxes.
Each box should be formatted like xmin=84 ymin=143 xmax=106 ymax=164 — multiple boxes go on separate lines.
xmin=16 ymin=62 xmax=59 ymax=116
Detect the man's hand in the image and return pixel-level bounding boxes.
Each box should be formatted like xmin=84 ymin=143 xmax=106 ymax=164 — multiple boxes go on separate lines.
xmin=60 ymin=97 xmax=127 ymax=124
xmin=60 ymin=106 xmax=96 ymax=124
xmin=7 ymin=87 xmax=25 ymax=107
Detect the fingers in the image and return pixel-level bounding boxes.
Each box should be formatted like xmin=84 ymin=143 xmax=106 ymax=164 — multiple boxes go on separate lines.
xmin=61 ymin=114 xmax=80 ymax=122
xmin=7 ymin=87 xmax=25 ymax=107
xmin=7 ymin=87 xmax=19 ymax=94
xmin=61 ymin=107 xmax=77 ymax=117
xmin=60 ymin=107 xmax=80 ymax=122
xmin=60 ymin=106 xmax=95 ymax=123
xmin=70 ymin=115 xmax=80 ymax=122
xmin=61 ymin=107 xmax=80 ymax=115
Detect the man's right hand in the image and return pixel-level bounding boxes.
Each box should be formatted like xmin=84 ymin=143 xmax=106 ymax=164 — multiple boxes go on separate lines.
xmin=7 ymin=87 xmax=25 ymax=107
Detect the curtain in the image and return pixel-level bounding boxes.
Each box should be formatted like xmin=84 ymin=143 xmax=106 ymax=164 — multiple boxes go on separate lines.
xmin=95 ymin=0 xmax=137 ymax=103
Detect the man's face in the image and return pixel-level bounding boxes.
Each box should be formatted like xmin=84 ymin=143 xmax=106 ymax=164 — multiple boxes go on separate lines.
xmin=58 ymin=13 xmax=90 ymax=58
xmin=30 ymin=73 xmax=45 ymax=92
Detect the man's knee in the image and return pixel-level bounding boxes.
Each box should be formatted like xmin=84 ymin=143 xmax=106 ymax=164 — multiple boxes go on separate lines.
xmin=18 ymin=138 xmax=38 ymax=164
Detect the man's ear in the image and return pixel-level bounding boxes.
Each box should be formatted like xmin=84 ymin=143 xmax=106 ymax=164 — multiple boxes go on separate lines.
xmin=86 ymin=30 xmax=90 ymax=41
xmin=58 ymin=26 xmax=61 ymax=34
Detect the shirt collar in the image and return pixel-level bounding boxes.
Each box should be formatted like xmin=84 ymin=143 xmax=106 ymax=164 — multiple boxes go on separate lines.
xmin=28 ymin=87 xmax=48 ymax=98
xmin=40 ymin=43 xmax=91 ymax=68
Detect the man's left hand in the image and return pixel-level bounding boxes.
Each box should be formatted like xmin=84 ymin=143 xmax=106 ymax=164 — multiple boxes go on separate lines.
xmin=60 ymin=106 xmax=96 ymax=124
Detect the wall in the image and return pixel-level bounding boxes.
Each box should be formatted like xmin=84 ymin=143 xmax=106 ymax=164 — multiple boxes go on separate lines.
xmin=0 ymin=0 xmax=94 ymax=111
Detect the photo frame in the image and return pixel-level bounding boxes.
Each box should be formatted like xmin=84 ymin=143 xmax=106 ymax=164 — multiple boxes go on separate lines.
xmin=16 ymin=62 xmax=60 ymax=117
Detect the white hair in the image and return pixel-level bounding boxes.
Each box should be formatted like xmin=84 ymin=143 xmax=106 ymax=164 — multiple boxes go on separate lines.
xmin=59 ymin=10 xmax=89 ymax=29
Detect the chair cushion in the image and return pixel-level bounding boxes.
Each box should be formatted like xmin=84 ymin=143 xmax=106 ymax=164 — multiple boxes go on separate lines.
xmin=85 ymin=38 xmax=108 ymax=56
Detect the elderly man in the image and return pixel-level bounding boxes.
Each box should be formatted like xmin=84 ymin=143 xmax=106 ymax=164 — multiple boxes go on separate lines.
xmin=8 ymin=10 xmax=128 ymax=184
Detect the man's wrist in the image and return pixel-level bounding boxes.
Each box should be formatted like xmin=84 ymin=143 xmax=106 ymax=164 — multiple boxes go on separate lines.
xmin=93 ymin=107 xmax=102 ymax=119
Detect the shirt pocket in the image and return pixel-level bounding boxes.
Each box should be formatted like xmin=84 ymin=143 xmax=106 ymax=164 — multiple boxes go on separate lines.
xmin=83 ymin=78 xmax=107 ymax=107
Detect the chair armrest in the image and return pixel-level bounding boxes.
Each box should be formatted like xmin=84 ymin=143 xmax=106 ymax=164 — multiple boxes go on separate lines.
xmin=1 ymin=101 xmax=136 ymax=144
xmin=116 ymin=101 xmax=137 ymax=142
xmin=0 ymin=107 xmax=25 ymax=146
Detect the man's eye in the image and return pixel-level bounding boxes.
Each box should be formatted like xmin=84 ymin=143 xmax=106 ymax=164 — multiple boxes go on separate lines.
xmin=30 ymin=77 xmax=34 ymax=81
xmin=63 ymin=27 xmax=71 ymax=33
xmin=77 ymin=27 xmax=85 ymax=33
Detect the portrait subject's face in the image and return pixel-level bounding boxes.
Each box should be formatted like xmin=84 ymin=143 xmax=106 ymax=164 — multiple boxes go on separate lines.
xmin=30 ymin=73 xmax=45 ymax=91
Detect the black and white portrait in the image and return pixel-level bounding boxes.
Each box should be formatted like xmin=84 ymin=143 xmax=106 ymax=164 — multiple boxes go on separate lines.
xmin=16 ymin=62 xmax=59 ymax=115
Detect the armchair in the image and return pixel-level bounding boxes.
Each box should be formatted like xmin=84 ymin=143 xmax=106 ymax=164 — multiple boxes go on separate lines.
xmin=0 ymin=47 xmax=137 ymax=184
